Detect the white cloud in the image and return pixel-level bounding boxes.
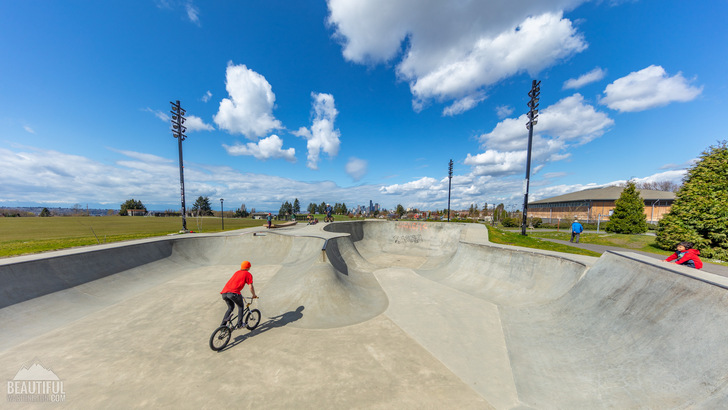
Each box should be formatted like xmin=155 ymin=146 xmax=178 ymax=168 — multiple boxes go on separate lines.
xmin=144 ymin=107 xmax=170 ymax=122
xmin=379 ymin=176 xmax=440 ymax=195
xmin=600 ymin=65 xmax=702 ymax=112
xmin=563 ymin=67 xmax=606 ymax=89
xmin=223 ymin=135 xmax=296 ymax=162
xmin=442 ymin=93 xmax=486 ymax=116
xmin=345 ymin=157 xmax=368 ymax=181
xmin=293 ymin=92 xmax=341 ymax=169
xmin=466 ymin=94 xmax=613 ymax=176
xmin=185 ymin=115 xmax=214 ymax=132
xmin=0 ymin=144 xmax=384 ymax=210
xmin=213 ymin=62 xmax=283 ymax=139
xmin=328 ymin=1 xmax=588 ymax=113
xmin=632 ymin=170 xmax=686 ymax=186
xmin=202 ymin=91 xmax=212 ymax=102
xmin=405 ymin=12 xmax=586 ymax=110
xmin=496 ymin=105 xmax=514 ymax=119
xmin=23 ymin=126 xmax=35 ymax=134
xmin=144 ymin=108 xmax=211 ymax=132
xmin=186 ymin=3 xmax=200 ymax=26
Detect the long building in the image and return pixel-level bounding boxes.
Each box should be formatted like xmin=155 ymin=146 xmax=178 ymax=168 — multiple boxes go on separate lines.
xmin=528 ymin=186 xmax=675 ymax=224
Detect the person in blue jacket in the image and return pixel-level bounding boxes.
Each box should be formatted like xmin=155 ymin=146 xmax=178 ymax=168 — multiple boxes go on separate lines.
xmin=570 ymin=218 xmax=584 ymax=243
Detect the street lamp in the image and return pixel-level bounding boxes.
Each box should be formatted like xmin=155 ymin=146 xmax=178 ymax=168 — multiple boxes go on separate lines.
xmin=220 ymin=198 xmax=224 ymax=230
xmin=171 ymin=100 xmax=188 ymax=232
xmin=521 ymin=80 xmax=540 ymax=236
xmin=447 ymin=159 xmax=453 ymax=222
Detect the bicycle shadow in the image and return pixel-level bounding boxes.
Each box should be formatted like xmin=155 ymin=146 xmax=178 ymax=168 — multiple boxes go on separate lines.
xmin=219 ymin=306 xmax=305 ymax=352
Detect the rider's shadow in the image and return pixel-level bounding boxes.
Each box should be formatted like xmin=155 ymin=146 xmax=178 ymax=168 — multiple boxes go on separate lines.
xmin=221 ymin=306 xmax=305 ymax=351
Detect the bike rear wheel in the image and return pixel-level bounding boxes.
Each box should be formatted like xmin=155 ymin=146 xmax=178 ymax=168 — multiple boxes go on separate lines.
xmin=244 ymin=309 xmax=261 ymax=330
xmin=209 ymin=326 xmax=232 ymax=351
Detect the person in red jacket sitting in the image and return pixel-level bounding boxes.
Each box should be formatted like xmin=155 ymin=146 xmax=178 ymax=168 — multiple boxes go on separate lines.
xmin=220 ymin=261 xmax=258 ymax=328
xmin=664 ymin=241 xmax=703 ymax=269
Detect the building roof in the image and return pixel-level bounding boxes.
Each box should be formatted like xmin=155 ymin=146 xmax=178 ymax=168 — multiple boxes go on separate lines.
xmin=530 ymin=186 xmax=676 ymax=204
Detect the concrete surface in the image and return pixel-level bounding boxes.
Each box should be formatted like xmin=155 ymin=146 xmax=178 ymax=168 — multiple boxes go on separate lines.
xmin=2 ymin=221 xmax=728 ymax=408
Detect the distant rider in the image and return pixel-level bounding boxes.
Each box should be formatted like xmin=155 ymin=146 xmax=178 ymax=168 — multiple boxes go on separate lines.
xmin=220 ymin=261 xmax=258 ymax=329
xmin=325 ymin=204 xmax=333 ymax=222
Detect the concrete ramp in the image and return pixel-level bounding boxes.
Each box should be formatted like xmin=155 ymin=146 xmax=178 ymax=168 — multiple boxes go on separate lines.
xmin=501 ymin=251 xmax=728 ymax=408
xmin=2 ymin=221 xmax=728 ymax=408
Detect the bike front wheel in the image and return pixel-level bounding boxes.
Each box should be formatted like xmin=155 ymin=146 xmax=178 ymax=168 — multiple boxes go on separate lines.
xmin=209 ymin=326 xmax=232 ymax=351
xmin=244 ymin=309 xmax=261 ymax=330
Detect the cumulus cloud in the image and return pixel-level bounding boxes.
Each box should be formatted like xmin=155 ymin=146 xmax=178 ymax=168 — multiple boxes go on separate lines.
xmin=442 ymin=93 xmax=486 ymax=116
xmin=185 ymin=115 xmax=214 ymax=132
xmin=223 ymin=135 xmax=296 ymax=162
xmin=293 ymin=92 xmax=341 ymax=169
xmin=379 ymin=176 xmax=441 ymax=195
xmin=345 ymin=157 xmax=368 ymax=181
xmin=213 ymin=62 xmax=283 ymax=139
xmin=465 ymin=94 xmax=613 ymax=176
xmin=328 ymin=1 xmax=588 ymax=113
xmin=600 ymin=65 xmax=702 ymax=112
xmin=563 ymin=67 xmax=606 ymax=89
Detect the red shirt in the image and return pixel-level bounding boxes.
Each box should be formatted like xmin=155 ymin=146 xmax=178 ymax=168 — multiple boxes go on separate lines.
xmin=220 ymin=270 xmax=253 ymax=294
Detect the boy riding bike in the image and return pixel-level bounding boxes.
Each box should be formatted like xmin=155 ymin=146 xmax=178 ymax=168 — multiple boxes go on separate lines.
xmin=220 ymin=261 xmax=258 ymax=329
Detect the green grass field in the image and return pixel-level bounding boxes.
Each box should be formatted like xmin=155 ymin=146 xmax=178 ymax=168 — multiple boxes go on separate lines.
xmin=0 ymin=216 xmax=265 ymax=257
xmin=527 ymin=230 xmax=673 ymax=256
xmin=486 ymin=226 xmax=602 ymax=257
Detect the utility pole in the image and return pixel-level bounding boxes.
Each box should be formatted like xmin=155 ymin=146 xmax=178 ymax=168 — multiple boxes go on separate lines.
xmin=171 ymin=100 xmax=188 ymax=232
xmin=521 ymin=80 xmax=540 ymax=236
xmin=447 ymin=159 xmax=453 ymax=222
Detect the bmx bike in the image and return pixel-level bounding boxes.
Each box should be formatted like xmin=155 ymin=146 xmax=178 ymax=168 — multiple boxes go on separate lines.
xmin=209 ymin=296 xmax=261 ymax=351
xmin=324 ymin=214 xmax=334 ymax=222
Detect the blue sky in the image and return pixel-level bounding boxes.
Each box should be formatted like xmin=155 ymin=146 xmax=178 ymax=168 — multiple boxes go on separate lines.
xmin=1 ymin=0 xmax=725 ymax=212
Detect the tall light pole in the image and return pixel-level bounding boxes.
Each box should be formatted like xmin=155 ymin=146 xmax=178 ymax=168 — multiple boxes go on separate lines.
xmin=171 ymin=100 xmax=188 ymax=232
xmin=521 ymin=80 xmax=540 ymax=236
xmin=220 ymin=198 xmax=224 ymax=231
xmin=447 ymin=159 xmax=453 ymax=222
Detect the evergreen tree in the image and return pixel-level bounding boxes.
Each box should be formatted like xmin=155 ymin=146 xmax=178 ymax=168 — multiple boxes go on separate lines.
xmin=293 ymin=198 xmax=301 ymax=214
xmin=656 ymin=141 xmax=728 ymax=260
xmin=192 ymin=196 xmax=214 ymax=216
xmin=234 ymin=204 xmax=249 ymax=218
xmin=605 ymin=181 xmax=648 ymax=234
xmin=40 ymin=208 xmax=51 ymax=217
xmin=307 ymin=202 xmax=317 ymax=214
xmin=396 ymin=204 xmax=405 ymax=217
xmin=279 ymin=201 xmax=293 ymax=215
xmin=120 ymin=199 xmax=146 ymax=216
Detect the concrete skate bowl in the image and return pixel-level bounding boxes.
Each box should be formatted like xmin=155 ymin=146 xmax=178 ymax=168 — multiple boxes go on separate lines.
xmin=326 ymin=220 xmax=728 ymax=408
xmin=0 ymin=232 xmax=388 ymax=334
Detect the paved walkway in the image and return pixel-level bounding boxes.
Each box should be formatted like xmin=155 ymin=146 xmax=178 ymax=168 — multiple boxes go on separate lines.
xmin=540 ymin=237 xmax=728 ymax=277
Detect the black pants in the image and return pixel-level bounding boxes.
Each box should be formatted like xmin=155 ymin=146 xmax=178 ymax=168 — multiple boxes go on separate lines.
xmin=570 ymin=232 xmax=581 ymax=243
xmin=221 ymin=293 xmax=245 ymax=327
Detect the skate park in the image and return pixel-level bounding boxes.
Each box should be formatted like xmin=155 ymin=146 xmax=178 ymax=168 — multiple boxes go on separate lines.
xmin=2 ymin=220 xmax=728 ymax=408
